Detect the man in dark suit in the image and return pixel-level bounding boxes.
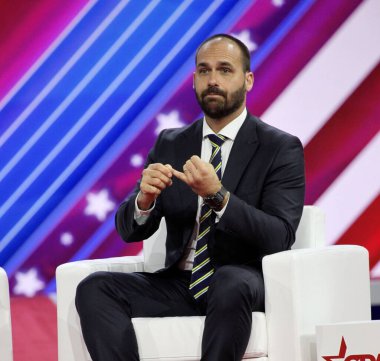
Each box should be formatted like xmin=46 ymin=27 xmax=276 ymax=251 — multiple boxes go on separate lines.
xmin=76 ymin=34 xmax=305 ymax=361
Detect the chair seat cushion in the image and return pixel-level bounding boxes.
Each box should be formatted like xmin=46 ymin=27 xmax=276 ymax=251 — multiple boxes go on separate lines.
xmin=132 ymin=311 xmax=267 ymax=361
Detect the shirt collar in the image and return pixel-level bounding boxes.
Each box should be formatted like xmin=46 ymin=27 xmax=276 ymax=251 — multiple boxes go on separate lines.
xmin=202 ymin=108 xmax=247 ymax=141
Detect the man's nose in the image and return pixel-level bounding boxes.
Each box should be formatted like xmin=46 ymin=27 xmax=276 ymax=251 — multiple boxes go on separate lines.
xmin=207 ymin=71 xmax=218 ymax=87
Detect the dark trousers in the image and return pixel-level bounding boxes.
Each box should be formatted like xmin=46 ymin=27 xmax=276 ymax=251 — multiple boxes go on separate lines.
xmin=75 ymin=264 xmax=265 ymax=361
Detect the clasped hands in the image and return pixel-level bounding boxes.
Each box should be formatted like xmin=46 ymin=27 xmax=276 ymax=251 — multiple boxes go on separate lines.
xmin=137 ymin=156 xmax=221 ymax=210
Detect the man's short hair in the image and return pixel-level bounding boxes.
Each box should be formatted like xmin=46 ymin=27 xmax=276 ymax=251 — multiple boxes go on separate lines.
xmin=195 ymin=33 xmax=251 ymax=73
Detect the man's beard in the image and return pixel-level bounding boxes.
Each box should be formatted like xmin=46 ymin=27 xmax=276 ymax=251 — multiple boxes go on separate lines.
xmin=195 ymin=84 xmax=246 ymax=119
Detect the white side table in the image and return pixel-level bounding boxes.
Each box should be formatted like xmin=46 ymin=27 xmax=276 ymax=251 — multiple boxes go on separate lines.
xmin=316 ymin=321 xmax=380 ymax=361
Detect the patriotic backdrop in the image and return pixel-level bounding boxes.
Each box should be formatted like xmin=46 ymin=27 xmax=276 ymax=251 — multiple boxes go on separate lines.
xmin=0 ymin=0 xmax=379 ymax=303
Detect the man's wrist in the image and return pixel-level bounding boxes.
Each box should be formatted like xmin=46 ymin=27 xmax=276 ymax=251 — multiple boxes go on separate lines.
xmin=219 ymin=190 xmax=230 ymax=211
xmin=203 ymin=185 xmax=228 ymax=211
xmin=137 ymin=191 xmax=155 ymax=211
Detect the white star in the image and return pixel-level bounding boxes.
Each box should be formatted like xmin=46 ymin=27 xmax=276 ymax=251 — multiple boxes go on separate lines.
xmin=13 ymin=268 xmax=45 ymax=297
xmin=130 ymin=154 xmax=144 ymax=167
xmin=231 ymin=30 xmax=257 ymax=52
xmin=84 ymin=189 xmax=115 ymax=221
xmin=272 ymin=0 xmax=285 ymax=7
xmin=60 ymin=232 xmax=74 ymax=246
xmin=155 ymin=110 xmax=185 ymax=135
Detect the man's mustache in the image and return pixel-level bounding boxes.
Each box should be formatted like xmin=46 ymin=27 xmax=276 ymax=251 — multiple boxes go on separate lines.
xmin=201 ymin=86 xmax=226 ymax=98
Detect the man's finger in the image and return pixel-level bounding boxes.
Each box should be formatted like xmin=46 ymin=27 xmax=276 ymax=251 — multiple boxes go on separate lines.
xmin=144 ymin=169 xmax=172 ymax=185
xmin=148 ymin=163 xmax=172 ymax=177
xmin=140 ymin=183 xmax=161 ymax=195
xmin=185 ymin=159 xmax=198 ymax=175
xmin=172 ymin=168 xmax=188 ymax=184
xmin=190 ymin=155 xmax=204 ymax=167
xmin=149 ymin=177 xmax=168 ymax=190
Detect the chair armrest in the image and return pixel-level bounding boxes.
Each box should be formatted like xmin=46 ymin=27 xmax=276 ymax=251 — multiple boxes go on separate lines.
xmin=56 ymin=256 xmax=144 ymax=361
xmin=263 ymin=245 xmax=371 ymax=361
xmin=0 ymin=268 xmax=13 ymax=361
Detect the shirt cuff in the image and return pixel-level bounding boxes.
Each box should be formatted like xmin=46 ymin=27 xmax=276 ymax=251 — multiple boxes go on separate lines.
xmin=134 ymin=192 xmax=155 ymax=225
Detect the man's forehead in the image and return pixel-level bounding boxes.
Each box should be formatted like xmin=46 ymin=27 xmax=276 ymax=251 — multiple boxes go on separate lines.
xmin=199 ymin=37 xmax=236 ymax=51
xmin=198 ymin=38 xmax=240 ymax=54
xmin=196 ymin=38 xmax=241 ymax=64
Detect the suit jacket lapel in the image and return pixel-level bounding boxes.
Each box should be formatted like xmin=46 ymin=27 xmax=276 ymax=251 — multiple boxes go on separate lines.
xmin=174 ymin=120 xmax=203 ymax=214
xmin=222 ymin=115 xmax=259 ymax=193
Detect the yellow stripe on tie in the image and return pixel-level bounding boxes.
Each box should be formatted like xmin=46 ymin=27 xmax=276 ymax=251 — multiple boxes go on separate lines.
xmin=196 ymin=226 xmax=210 ymax=241
xmin=189 ymin=270 xmax=214 ymax=289
xmin=210 ymin=140 xmax=220 ymax=149
xmin=209 ymin=147 xmax=220 ymax=162
xmin=192 ymin=258 xmax=210 ymax=273
xmin=214 ymin=162 xmax=222 ymax=173
xmin=195 ymin=244 xmax=207 ymax=257
xmin=194 ymin=286 xmax=209 ymax=299
xmin=200 ymin=209 xmax=212 ymax=223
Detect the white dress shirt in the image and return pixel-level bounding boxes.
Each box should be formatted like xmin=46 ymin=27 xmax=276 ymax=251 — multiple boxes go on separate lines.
xmin=135 ymin=108 xmax=247 ymax=270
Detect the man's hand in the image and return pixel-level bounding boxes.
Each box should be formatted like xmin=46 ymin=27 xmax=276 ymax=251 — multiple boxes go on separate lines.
xmin=172 ymin=155 xmax=221 ymax=197
xmin=137 ymin=163 xmax=173 ymax=210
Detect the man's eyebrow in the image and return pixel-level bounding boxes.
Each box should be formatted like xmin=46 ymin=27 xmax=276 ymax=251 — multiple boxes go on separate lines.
xmin=196 ymin=61 xmax=234 ymax=68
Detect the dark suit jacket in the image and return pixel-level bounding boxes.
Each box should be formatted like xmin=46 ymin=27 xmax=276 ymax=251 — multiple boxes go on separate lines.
xmin=116 ymin=113 xmax=305 ymax=271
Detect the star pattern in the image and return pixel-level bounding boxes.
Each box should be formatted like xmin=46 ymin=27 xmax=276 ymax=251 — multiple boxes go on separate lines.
xmin=130 ymin=153 xmax=144 ymax=167
xmin=84 ymin=189 xmax=115 ymax=221
xmin=272 ymin=0 xmax=285 ymax=7
xmin=155 ymin=110 xmax=185 ymax=135
xmin=231 ymin=30 xmax=257 ymax=52
xmin=13 ymin=268 xmax=45 ymax=297
xmin=60 ymin=232 xmax=74 ymax=246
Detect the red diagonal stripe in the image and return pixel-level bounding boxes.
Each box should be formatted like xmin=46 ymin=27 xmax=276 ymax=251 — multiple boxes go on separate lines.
xmin=335 ymin=194 xmax=380 ymax=269
xmin=0 ymin=0 xmax=89 ymax=99
xmin=304 ymin=62 xmax=380 ymax=204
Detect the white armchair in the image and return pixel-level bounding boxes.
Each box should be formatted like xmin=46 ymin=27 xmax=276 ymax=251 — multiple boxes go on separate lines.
xmin=0 ymin=267 xmax=13 ymax=361
xmin=56 ymin=206 xmax=371 ymax=361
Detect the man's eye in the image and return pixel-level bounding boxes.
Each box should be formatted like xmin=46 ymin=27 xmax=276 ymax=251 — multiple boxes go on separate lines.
xmin=199 ymin=68 xmax=208 ymax=74
xmin=221 ymin=68 xmax=231 ymax=73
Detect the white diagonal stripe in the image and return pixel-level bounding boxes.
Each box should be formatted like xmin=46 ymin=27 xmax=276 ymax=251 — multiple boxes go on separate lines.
xmin=371 ymin=264 xmax=380 ymax=281
xmin=0 ymin=1 xmax=96 ymax=112
xmin=0 ymin=0 xmax=127 ymax=148
xmin=0 ymin=0 xmax=190 ymax=217
xmin=316 ymin=132 xmax=380 ymax=245
xmin=0 ymin=0 xmax=224 ymax=251
xmin=0 ymin=0 xmax=159 ymax=182
xmin=263 ymin=0 xmax=380 ymax=145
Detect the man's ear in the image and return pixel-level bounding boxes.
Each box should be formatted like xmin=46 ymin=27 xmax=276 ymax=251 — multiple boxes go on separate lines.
xmin=246 ymin=71 xmax=254 ymax=91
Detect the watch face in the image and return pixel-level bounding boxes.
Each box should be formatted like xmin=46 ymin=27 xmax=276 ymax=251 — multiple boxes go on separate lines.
xmin=207 ymin=193 xmax=223 ymax=207
xmin=205 ymin=187 xmax=226 ymax=209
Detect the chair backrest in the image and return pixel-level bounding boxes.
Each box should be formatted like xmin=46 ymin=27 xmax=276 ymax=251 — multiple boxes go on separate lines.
xmin=143 ymin=206 xmax=325 ymax=272
xmin=0 ymin=267 xmax=13 ymax=361
xmin=291 ymin=205 xmax=325 ymax=249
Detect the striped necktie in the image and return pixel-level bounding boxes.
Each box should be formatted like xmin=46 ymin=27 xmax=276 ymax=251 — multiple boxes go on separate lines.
xmin=189 ymin=133 xmax=226 ymax=301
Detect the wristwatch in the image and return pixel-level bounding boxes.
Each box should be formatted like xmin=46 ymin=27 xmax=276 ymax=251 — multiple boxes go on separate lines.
xmin=203 ymin=186 xmax=228 ymax=211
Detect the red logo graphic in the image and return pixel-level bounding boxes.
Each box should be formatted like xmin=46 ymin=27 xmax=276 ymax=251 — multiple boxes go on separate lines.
xmin=322 ymin=337 xmax=380 ymax=361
